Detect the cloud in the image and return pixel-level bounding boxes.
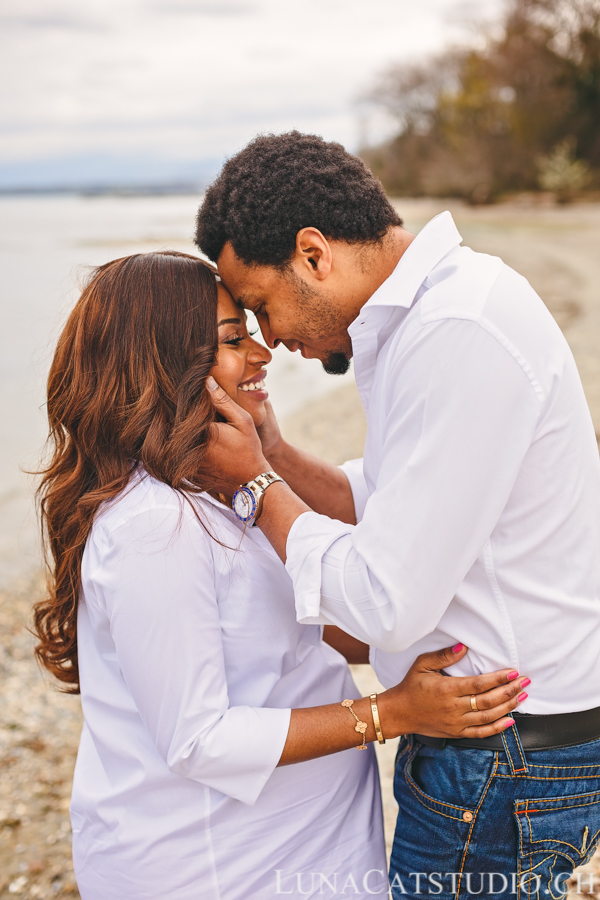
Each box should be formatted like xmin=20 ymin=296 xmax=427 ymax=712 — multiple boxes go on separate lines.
xmin=0 ymin=0 xmax=505 ymax=186
xmin=148 ymin=1 xmax=258 ymax=15
xmin=0 ymin=0 xmax=107 ymax=31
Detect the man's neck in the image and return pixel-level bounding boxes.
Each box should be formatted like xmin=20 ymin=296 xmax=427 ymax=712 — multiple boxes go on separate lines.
xmin=341 ymin=226 xmax=416 ymax=327
xmin=366 ymin=226 xmax=415 ymax=297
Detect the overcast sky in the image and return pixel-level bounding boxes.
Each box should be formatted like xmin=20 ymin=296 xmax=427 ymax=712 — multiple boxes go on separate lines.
xmin=0 ymin=0 xmax=502 ymax=187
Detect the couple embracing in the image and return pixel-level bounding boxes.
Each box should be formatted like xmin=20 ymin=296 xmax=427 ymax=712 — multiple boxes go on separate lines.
xmin=35 ymin=132 xmax=600 ymax=899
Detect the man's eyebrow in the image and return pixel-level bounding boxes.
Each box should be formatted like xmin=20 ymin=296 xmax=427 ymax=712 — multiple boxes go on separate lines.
xmin=217 ymin=317 xmax=242 ymax=326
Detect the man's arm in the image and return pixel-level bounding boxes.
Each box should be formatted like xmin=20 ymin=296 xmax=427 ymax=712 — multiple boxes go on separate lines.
xmin=205 ymin=314 xmax=542 ymax=653
xmin=258 ymin=401 xmax=357 ymax=524
xmin=323 ymin=626 xmax=370 ymax=664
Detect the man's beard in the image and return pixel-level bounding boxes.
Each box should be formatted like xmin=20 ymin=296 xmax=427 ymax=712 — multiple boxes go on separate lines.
xmin=285 ymin=268 xmax=352 ymax=376
xmin=322 ymin=352 xmax=351 ymax=375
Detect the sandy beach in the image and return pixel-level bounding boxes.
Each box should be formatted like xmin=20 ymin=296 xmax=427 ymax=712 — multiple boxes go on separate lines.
xmin=1 ymin=197 xmax=599 ymax=898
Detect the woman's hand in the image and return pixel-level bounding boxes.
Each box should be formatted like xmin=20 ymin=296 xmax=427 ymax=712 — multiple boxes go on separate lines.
xmin=378 ymin=643 xmax=530 ymax=740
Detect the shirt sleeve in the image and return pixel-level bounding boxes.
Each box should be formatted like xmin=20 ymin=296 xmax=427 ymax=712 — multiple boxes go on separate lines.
xmin=286 ymin=318 xmax=542 ymax=653
xmin=339 ymin=457 xmax=368 ymax=522
xmin=91 ymin=503 xmax=291 ymax=806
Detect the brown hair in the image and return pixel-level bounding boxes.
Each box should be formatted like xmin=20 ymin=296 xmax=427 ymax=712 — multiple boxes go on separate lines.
xmin=34 ymin=251 xmax=219 ymax=692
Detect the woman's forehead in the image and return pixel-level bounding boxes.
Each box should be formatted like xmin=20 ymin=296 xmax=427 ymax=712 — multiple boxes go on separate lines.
xmin=216 ymin=283 xmax=245 ymax=319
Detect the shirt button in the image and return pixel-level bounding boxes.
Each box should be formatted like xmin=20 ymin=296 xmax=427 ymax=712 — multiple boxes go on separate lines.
xmin=462 ymin=811 xmax=473 ymax=823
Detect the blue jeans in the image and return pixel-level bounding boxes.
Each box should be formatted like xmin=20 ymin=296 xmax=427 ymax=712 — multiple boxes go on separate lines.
xmin=390 ymin=726 xmax=600 ymax=898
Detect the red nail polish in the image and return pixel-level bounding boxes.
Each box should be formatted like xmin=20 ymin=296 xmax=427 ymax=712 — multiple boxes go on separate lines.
xmin=517 ymin=692 xmax=528 ymax=703
xmin=503 ymin=718 xmax=515 ymax=728
xmin=507 ymin=671 xmax=519 ymax=681
xmin=452 ymin=643 xmax=465 ymax=653
xmin=520 ymin=678 xmax=531 ymax=689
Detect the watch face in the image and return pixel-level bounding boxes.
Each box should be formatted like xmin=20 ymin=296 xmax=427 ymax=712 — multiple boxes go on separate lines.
xmin=232 ymin=486 xmax=257 ymax=522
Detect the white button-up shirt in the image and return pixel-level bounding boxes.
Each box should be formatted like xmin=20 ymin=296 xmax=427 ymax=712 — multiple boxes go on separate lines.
xmin=72 ymin=471 xmax=385 ymax=900
xmin=286 ymin=212 xmax=600 ymax=715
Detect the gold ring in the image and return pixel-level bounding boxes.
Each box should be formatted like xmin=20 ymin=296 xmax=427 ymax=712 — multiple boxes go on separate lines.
xmin=470 ymin=695 xmax=479 ymax=712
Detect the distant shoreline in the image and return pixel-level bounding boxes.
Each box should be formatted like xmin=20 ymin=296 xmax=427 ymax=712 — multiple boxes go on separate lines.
xmin=0 ymin=183 xmax=204 ymax=198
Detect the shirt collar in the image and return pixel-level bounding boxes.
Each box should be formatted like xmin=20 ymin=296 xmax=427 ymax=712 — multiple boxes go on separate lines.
xmin=362 ymin=211 xmax=463 ymax=313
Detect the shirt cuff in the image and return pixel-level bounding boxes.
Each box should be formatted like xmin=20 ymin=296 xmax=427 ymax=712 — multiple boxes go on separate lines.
xmin=285 ymin=511 xmax=353 ymax=622
xmin=339 ymin=457 xmax=369 ymax=522
xmin=173 ymin=706 xmax=292 ymax=806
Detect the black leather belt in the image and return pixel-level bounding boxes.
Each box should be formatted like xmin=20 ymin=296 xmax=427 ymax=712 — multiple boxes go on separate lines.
xmin=414 ymin=707 xmax=600 ymax=752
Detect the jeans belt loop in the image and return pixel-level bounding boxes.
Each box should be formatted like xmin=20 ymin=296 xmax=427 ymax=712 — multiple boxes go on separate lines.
xmin=501 ymin=721 xmax=529 ymax=775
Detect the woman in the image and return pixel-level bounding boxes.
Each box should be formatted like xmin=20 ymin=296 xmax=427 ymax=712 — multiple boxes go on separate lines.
xmin=34 ymin=251 xmax=527 ymax=899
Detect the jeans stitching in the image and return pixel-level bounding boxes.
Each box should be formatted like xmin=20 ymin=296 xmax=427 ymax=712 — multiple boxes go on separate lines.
xmin=497 ymin=773 xmax=600 ymax=780
xmin=580 ymin=829 xmax=600 ymax=866
xmin=523 ymin=825 xmax=600 ymax=857
xmin=502 ymin=726 xmax=529 ymax=774
xmin=403 ymin=746 xmax=472 ymax=819
xmin=512 ymin=725 xmax=529 ymax=773
xmin=547 ymin=856 xmax=570 ymax=900
xmin=516 ymin=801 xmax=600 ymax=861
xmin=522 ymin=810 xmax=583 ymax=862
xmin=516 ymin=792 xmax=600 ymax=807
xmin=456 ymin=752 xmax=499 ymax=900
xmin=404 ymin=771 xmax=469 ymax=820
xmin=517 ymin=789 xmax=600 ymax=803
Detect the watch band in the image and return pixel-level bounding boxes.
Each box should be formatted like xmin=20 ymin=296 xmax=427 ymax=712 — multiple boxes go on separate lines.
xmin=232 ymin=471 xmax=284 ymax=526
xmin=248 ymin=471 xmax=284 ymax=525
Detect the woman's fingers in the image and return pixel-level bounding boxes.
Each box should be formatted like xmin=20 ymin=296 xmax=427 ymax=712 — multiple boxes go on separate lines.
xmin=461 ymin=718 xmax=516 ymax=739
xmin=206 ymin=376 xmax=253 ymax=428
xmin=412 ymin=648 xmax=526 ymax=701
xmin=464 ymin=690 xmax=522 ymax=726
xmin=452 ymin=667 xmax=523 ymax=697
xmin=465 ymin=675 xmax=529 ymax=713
xmin=413 ymin=642 xmax=469 ymax=673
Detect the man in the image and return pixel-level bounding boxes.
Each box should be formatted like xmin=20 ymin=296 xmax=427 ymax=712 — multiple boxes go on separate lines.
xmin=195 ymin=132 xmax=600 ymax=898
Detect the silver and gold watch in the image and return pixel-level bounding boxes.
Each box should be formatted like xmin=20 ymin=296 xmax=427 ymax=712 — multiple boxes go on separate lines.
xmin=232 ymin=471 xmax=285 ymax=526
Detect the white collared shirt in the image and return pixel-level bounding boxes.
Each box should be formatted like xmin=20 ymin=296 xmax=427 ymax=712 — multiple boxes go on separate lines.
xmin=72 ymin=471 xmax=386 ymax=899
xmin=286 ymin=212 xmax=600 ymax=715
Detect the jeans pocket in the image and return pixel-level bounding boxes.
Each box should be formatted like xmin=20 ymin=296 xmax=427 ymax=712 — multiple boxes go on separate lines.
xmin=514 ymin=788 xmax=600 ymax=899
xmin=401 ymin=744 xmax=479 ymax=821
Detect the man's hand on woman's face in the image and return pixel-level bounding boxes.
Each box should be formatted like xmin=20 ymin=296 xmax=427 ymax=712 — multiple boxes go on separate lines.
xmin=203 ymin=377 xmax=270 ymax=492
xmin=256 ymin=400 xmax=285 ymax=461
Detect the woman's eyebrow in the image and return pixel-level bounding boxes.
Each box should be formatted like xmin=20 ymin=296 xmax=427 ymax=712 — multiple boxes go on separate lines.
xmin=217 ymin=317 xmax=243 ymax=327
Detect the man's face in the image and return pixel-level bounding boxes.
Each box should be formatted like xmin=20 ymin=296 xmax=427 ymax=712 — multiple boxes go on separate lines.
xmin=217 ymin=242 xmax=353 ymax=375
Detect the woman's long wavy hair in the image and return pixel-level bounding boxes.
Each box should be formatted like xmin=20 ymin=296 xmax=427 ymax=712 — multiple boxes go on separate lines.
xmin=34 ymin=251 xmax=220 ymax=693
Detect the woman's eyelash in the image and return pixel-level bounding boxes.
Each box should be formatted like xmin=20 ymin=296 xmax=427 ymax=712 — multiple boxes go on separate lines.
xmin=223 ymin=335 xmax=245 ymax=346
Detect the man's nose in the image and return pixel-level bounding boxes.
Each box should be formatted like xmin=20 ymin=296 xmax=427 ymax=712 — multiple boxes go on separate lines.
xmin=259 ymin=321 xmax=281 ymax=350
xmin=281 ymin=340 xmax=301 ymax=353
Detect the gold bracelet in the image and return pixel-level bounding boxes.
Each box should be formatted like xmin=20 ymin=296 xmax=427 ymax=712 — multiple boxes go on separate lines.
xmin=341 ymin=699 xmax=368 ymax=750
xmin=369 ymin=693 xmax=386 ymax=744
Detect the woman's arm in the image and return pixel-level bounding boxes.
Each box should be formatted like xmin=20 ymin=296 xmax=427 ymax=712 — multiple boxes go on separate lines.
xmin=278 ymin=643 xmax=528 ymax=766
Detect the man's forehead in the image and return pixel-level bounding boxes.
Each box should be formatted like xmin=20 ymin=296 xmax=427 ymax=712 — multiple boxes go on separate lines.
xmin=217 ymin=242 xmax=279 ymax=305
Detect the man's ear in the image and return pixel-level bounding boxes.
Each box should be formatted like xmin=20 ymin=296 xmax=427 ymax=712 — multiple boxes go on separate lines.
xmin=292 ymin=227 xmax=332 ymax=281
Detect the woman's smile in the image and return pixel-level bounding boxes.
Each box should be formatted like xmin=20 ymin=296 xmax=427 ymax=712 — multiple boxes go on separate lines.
xmin=239 ymin=369 xmax=268 ymax=398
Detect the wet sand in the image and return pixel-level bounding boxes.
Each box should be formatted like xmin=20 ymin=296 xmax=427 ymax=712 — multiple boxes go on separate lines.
xmin=1 ymin=198 xmax=599 ymax=897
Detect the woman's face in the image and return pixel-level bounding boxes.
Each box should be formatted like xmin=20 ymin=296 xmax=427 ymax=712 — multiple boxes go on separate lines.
xmin=210 ymin=284 xmax=272 ymax=427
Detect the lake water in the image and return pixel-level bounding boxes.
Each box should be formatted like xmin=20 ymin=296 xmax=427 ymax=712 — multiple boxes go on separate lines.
xmin=0 ymin=194 xmax=355 ymax=589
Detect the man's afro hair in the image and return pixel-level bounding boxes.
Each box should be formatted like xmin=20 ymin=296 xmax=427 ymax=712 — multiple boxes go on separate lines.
xmin=194 ymin=131 xmax=402 ymax=266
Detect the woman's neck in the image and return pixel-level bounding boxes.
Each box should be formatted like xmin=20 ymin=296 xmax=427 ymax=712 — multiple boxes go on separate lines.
xmin=208 ymin=490 xmax=232 ymax=508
